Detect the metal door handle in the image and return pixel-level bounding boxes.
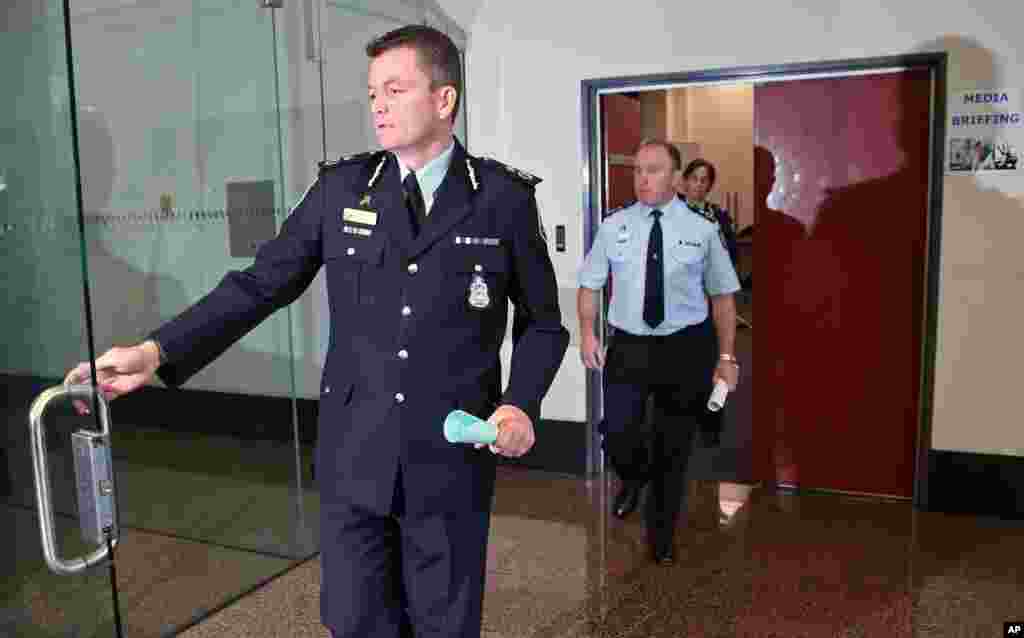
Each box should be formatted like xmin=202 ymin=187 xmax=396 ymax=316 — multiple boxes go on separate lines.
xmin=29 ymin=383 xmax=118 ymax=575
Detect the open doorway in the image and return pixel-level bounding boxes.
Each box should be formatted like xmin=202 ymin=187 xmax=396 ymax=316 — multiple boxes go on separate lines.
xmin=600 ymin=85 xmax=755 ymax=488
xmin=582 ymin=53 xmax=945 ymax=504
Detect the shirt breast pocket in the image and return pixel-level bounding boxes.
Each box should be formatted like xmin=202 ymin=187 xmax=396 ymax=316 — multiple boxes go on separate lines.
xmin=445 ymin=246 xmax=509 ymax=312
xmin=609 ymin=238 xmax=643 ymax=279
xmin=609 ymin=235 xmax=636 ymax=261
xmin=669 ymin=241 xmax=705 ymax=279
xmin=324 ymin=235 xmax=385 ymax=306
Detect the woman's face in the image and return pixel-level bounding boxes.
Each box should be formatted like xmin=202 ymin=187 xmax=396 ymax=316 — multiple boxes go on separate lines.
xmin=683 ymin=165 xmax=712 ymax=202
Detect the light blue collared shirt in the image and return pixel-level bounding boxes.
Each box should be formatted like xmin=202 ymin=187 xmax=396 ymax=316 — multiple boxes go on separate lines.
xmin=578 ymin=195 xmax=740 ymax=336
xmin=396 ymin=139 xmax=455 ymax=214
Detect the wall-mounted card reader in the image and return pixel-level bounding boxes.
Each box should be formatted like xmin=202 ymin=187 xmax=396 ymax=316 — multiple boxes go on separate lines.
xmin=555 ymin=224 xmax=566 ymax=252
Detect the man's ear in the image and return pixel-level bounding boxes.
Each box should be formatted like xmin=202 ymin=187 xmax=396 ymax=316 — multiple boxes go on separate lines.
xmin=437 ymin=86 xmax=457 ymax=119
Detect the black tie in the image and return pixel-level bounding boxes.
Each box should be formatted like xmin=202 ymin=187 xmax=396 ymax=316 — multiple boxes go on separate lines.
xmin=643 ymin=209 xmax=665 ymax=328
xmin=403 ymin=172 xmax=427 ymax=236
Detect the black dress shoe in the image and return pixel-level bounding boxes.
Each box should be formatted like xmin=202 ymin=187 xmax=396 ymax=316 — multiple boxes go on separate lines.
xmin=652 ymin=543 xmax=675 ymax=565
xmin=613 ymin=482 xmax=642 ymax=519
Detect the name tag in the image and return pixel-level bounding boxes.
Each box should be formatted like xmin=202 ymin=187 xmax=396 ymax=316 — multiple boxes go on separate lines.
xmin=343 ymin=208 xmax=377 ymax=226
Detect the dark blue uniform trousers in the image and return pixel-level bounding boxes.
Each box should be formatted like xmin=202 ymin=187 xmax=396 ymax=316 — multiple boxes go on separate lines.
xmin=324 ymin=465 xmax=492 ymax=638
xmin=601 ymin=319 xmax=716 ymax=552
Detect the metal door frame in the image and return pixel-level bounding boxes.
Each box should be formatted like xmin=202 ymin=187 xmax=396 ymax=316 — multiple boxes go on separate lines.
xmin=579 ymin=52 xmax=947 ymax=507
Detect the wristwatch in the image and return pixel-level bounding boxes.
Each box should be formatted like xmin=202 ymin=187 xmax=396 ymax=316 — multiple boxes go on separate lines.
xmin=719 ymin=353 xmax=739 ymax=366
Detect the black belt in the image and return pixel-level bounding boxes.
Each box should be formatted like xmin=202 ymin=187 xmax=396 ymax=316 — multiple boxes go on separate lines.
xmin=610 ymin=322 xmax=703 ymax=344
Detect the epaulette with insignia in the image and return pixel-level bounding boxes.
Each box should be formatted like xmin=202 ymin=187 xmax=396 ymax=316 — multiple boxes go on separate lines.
xmin=317 ymin=150 xmax=384 ymax=173
xmin=477 ymin=157 xmax=543 ymax=188
xmin=604 ymin=203 xmax=632 ymax=218
xmin=684 ymin=200 xmax=717 ymax=225
xmin=706 ymin=202 xmax=725 ymax=224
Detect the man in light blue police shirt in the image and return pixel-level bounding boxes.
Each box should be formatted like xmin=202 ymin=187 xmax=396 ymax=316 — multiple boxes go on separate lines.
xmin=578 ymin=139 xmax=740 ymax=564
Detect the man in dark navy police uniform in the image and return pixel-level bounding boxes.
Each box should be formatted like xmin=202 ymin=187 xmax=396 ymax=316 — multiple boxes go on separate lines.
xmin=65 ymin=25 xmax=568 ymax=638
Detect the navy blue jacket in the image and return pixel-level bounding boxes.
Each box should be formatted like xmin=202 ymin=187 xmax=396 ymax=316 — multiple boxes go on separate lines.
xmin=150 ymin=138 xmax=569 ymax=515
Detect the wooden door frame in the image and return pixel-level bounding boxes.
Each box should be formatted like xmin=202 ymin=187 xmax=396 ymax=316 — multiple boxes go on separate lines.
xmin=580 ymin=53 xmax=947 ymax=507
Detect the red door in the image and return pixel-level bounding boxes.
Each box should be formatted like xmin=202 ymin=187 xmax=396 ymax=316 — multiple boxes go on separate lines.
xmin=754 ymin=69 xmax=932 ymax=497
xmin=601 ymin=94 xmax=642 ymax=212
xmin=599 ymin=94 xmax=643 ymax=304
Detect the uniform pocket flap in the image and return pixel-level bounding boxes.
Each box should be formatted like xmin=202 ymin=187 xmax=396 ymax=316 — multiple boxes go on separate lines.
xmin=324 ymin=235 xmax=385 ymax=265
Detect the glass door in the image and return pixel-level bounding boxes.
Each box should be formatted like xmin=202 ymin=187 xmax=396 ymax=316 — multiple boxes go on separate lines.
xmin=2 ymin=4 xmax=115 ymax=635
xmin=2 ymin=1 xmax=312 ymax=635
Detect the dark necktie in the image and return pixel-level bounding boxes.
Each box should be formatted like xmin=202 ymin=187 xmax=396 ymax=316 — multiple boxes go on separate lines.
xmin=643 ymin=209 xmax=665 ymax=328
xmin=403 ymin=172 xmax=426 ymax=237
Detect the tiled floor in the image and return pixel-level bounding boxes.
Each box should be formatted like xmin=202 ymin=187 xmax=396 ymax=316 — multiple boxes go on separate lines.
xmin=174 ymin=467 xmax=1024 ymax=638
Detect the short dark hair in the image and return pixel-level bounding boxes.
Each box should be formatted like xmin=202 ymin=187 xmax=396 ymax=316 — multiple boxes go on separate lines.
xmin=366 ymin=25 xmax=462 ymax=121
xmin=683 ymin=158 xmax=717 ymax=190
xmin=637 ymin=139 xmax=682 ymax=171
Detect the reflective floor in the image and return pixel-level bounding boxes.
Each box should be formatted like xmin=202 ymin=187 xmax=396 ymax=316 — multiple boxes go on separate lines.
xmin=177 ymin=467 xmax=1024 ymax=638
xmin=3 ymin=393 xmax=319 ymax=638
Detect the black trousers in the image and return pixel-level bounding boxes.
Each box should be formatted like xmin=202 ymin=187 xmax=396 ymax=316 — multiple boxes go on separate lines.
xmin=324 ymin=465 xmax=491 ymax=638
xmin=602 ymin=319 xmax=717 ymax=551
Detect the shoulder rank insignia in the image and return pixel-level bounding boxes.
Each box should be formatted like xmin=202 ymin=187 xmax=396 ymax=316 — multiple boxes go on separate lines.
xmin=317 ymin=150 xmax=385 ymax=174
xmin=685 ymin=200 xmax=717 ymax=225
xmin=698 ymin=203 xmax=730 ymax=249
xmin=478 ymin=157 xmax=543 ymax=188
xmin=605 ymin=202 xmax=632 ymax=219
xmin=336 ymin=150 xmax=378 ymax=164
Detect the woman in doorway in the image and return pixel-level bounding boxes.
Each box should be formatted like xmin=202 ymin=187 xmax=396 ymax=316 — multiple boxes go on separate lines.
xmin=677 ymin=159 xmax=739 ymax=449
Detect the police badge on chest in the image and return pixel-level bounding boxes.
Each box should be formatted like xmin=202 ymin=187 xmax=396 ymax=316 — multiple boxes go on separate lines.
xmin=455 ymin=235 xmax=503 ymax=312
xmin=467 ymin=272 xmax=491 ymax=310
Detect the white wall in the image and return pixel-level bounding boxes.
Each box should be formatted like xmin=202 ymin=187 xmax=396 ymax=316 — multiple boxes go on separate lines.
xmin=435 ymin=0 xmax=480 ymax=33
xmin=464 ymin=0 xmax=1024 ymax=453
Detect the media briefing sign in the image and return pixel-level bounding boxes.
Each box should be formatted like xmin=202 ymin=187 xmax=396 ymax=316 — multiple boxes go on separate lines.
xmin=947 ymin=90 xmax=1022 ymax=174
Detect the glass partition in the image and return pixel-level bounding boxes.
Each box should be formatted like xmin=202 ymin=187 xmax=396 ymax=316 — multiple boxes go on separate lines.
xmin=2 ymin=1 xmax=308 ymax=635
xmin=2 ymin=3 xmax=114 ymax=632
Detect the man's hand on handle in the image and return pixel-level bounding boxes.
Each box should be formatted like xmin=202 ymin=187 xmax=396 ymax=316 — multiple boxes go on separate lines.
xmin=64 ymin=340 xmax=162 ymax=414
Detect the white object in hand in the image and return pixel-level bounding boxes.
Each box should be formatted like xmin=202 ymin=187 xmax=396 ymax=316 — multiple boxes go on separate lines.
xmin=707 ymin=379 xmax=730 ymax=412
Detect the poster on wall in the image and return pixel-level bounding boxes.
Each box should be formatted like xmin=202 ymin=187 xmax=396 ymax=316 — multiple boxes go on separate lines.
xmin=947 ymin=89 xmax=1022 ymax=173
